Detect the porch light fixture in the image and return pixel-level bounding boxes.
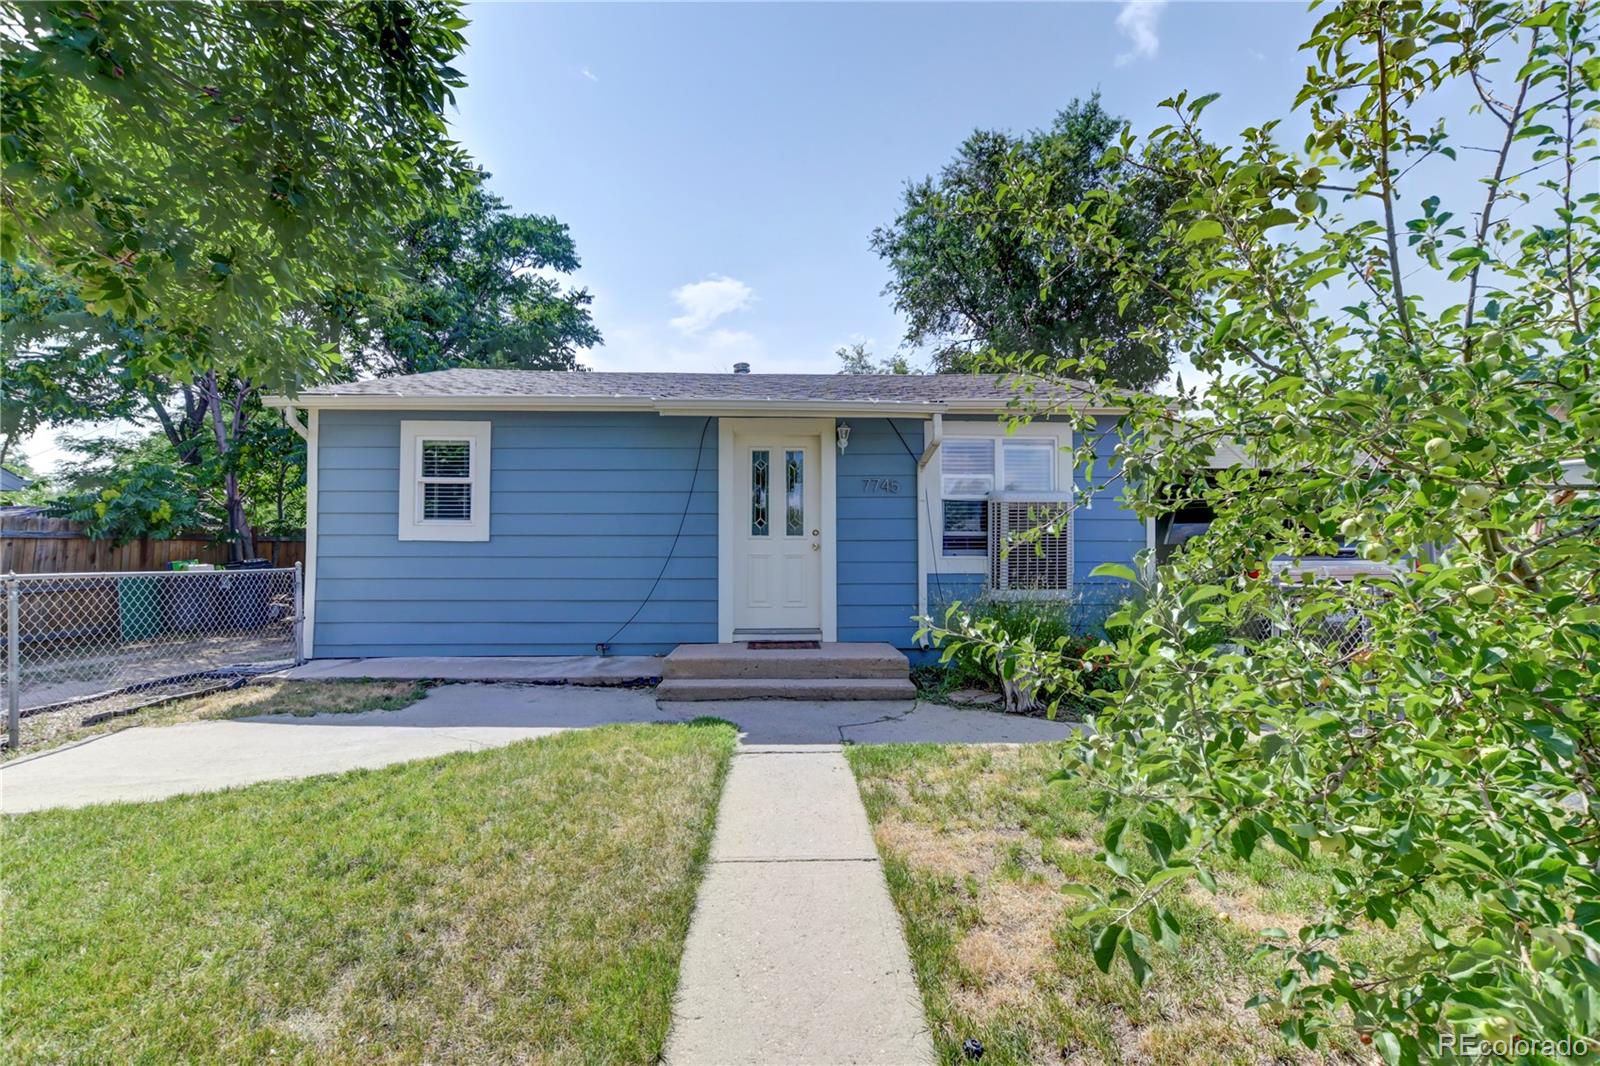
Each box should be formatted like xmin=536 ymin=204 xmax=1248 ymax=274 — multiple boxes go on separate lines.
xmin=836 ymin=422 xmax=851 ymax=453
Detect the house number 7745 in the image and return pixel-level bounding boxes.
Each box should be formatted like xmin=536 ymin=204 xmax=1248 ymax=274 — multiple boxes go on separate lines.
xmin=861 ymin=478 xmax=901 ymax=495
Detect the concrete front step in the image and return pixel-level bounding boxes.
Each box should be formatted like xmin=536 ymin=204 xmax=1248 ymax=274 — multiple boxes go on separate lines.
xmin=663 ymin=642 xmax=910 ymax=681
xmin=655 ymin=677 xmax=917 ymax=702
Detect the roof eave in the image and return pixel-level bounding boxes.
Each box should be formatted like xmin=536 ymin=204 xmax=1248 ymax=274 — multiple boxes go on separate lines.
xmin=261 ymin=394 xmax=1127 ymax=416
xmin=261 ymin=394 xmax=658 ymax=412
xmin=652 ymin=398 xmax=943 ymax=416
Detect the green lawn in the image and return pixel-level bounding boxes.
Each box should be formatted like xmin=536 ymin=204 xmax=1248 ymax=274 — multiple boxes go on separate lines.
xmin=848 ymin=743 xmax=1431 ymax=1066
xmin=4 ymin=720 xmax=737 ymax=1065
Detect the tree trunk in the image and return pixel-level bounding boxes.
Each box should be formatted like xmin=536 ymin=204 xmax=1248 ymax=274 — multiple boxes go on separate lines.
xmin=222 ymin=468 xmax=253 ymax=564
xmin=148 ymin=384 xmax=210 ymax=467
xmin=201 ymin=371 xmax=257 ymax=564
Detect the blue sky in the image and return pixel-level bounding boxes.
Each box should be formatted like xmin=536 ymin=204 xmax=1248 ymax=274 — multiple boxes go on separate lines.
xmin=29 ymin=0 xmax=1548 ymax=472
xmin=31 ymin=0 xmax=1327 ymax=471
xmin=451 ymin=1 xmax=1316 ymax=375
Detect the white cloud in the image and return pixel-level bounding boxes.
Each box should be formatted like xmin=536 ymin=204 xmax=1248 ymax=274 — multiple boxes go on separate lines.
xmin=576 ymin=272 xmax=845 ymax=376
xmin=668 ymin=274 xmax=756 ymax=335
xmin=580 ymin=67 xmax=598 ymax=83
xmin=1114 ymin=0 xmax=1166 ymax=67
xmin=584 ymin=323 xmax=771 ymax=374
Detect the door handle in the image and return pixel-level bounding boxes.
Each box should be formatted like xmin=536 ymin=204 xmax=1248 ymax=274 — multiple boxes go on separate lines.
xmin=811 ymin=543 xmax=819 ymax=551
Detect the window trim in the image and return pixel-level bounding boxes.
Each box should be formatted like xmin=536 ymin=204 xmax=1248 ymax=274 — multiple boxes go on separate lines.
xmin=997 ymin=437 xmax=1057 ymax=493
xmin=398 ymin=420 xmax=491 ymax=542
xmin=928 ymin=416 xmax=1075 ymax=563
xmin=938 ymin=430 xmax=1065 ymax=559
xmin=939 ymin=438 xmax=995 ymax=556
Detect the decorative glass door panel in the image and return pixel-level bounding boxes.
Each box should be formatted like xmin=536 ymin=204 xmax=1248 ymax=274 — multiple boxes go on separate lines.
xmin=733 ymin=431 xmax=822 ymax=634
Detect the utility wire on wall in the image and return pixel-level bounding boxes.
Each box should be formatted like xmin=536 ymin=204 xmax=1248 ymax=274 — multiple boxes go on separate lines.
xmin=596 ymin=417 xmax=712 ymax=655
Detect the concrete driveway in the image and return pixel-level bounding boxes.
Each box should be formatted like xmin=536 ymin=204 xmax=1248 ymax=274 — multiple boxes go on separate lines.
xmin=1 ymin=684 xmax=1077 ymax=814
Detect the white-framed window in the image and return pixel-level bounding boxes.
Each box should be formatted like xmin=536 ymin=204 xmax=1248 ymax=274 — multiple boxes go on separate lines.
xmin=398 ymin=420 xmax=491 ymax=541
xmin=940 ymin=435 xmax=1059 ymax=556
xmin=940 ymin=438 xmax=993 ymax=556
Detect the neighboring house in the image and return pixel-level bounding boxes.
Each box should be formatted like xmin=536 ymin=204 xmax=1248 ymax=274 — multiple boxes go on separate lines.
xmin=265 ymin=369 xmax=1150 ymax=660
xmin=0 ymin=468 xmax=33 ymax=495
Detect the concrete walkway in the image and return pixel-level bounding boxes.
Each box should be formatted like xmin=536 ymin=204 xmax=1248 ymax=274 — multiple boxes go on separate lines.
xmin=0 ymin=685 xmax=664 ymax=813
xmin=664 ymin=743 xmax=935 ymax=1066
xmin=693 ymin=698 xmax=1077 ymax=746
xmin=284 ymin=655 xmax=662 ymax=684
xmin=1 ymin=685 xmax=1076 ymax=813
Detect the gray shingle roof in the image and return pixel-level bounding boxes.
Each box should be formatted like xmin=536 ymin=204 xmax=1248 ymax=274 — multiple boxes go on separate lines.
xmin=295 ymin=369 xmax=1095 ymax=405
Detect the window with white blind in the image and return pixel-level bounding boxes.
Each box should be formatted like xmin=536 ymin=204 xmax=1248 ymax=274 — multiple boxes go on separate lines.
xmin=940 ymin=436 xmax=1058 ymax=556
xmin=941 ymin=439 xmax=994 ymax=555
xmin=1001 ymin=439 xmax=1056 ymax=492
xmin=398 ymin=421 xmax=491 ymax=541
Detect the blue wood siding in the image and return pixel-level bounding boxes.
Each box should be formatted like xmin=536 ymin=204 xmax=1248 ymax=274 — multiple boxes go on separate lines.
xmin=1075 ymin=415 xmax=1145 ymax=623
xmin=927 ymin=573 xmax=986 ymax=612
xmin=314 ymin=410 xmax=717 ymax=657
xmin=311 ymin=407 xmax=1139 ymax=658
xmin=836 ymin=419 xmax=922 ymax=648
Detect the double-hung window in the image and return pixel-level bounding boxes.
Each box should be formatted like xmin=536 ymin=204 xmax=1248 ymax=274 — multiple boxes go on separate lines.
xmin=940 ymin=436 xmax=1058 ymax=555
xmin=940 ymin=439 xmax=994 ymax=555
xmin=398 ymin=421 xmax=491 ymax=541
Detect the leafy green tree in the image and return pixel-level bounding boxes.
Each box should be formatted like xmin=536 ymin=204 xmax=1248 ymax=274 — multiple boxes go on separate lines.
xmin=872 ymin=95 xmax=1181 ymax=385
xmin=1 ymin=0 xmax=471 ymax=366
xmin=2 ymin=0 xmax=475 ymax=556
xmin=925 ymin=2 xmax=1599 ymax=1059
xmin=835 ymin=341 xmax=916 ymax=375
xmin=2 ymin=260 xmax=297 ymax=555
xmin=43 ymin=403 xmax=305 ymax=545
xmin=0 ymin=261 xmax=140 ymax=470
xmin=1 ymin=260 xmax=239 ymax=475
xmin=234 ymin=409 xmax=305 ymax=534
xmin=46 ymin=432 xmax=207 ymax=543
xmin=340 ymin=179 xmax=601 ymax=376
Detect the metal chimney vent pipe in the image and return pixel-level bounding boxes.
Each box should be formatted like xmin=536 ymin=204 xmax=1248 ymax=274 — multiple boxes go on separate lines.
xmin=732 ymin=362 xmax=750 ymax=374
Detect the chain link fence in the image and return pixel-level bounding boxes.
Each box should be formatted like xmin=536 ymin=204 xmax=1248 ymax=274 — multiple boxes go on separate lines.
xmin=1232 ymin=581 xmax=1377 ymax=664
xmin=1292 ymin=603 xmax=1371 ymax=662
xmin=2 ymin=566 xmax=302 ymax=754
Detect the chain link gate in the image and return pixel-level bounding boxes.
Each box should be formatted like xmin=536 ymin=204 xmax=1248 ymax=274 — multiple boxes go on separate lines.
xmin=2 ymin=564 xmax=302 ymax=752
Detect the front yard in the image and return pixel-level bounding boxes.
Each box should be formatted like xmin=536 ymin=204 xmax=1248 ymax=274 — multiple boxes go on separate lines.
xmin=848 ymin=743 xmax=1438 ymax=1065
xmin=3 ymin=720 xmax=736 ymax=1064
xmin=4 ymin=678 xmax=426 ymax=759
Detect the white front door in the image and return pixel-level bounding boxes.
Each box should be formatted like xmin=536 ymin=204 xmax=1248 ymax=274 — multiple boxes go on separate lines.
xmin=733 ymin=429 xmax=822 ymax=635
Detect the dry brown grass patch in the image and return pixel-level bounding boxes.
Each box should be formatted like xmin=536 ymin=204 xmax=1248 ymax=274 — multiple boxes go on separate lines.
xmin=850 ymin=742 xmax=1380 ymax=1066
xmin=6 ymin=678 xmax=426 ymax=760
xmin=951 ymin=879 xmax=1065 ymax=1018
xmin=873 ymin=816 xmax=1031 ymax=881
xmin=189 ymin=678 xmax=424 ymax=718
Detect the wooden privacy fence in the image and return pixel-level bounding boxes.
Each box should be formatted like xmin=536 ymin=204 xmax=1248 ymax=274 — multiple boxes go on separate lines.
xmin=0 ymin=513 xmax=304 ymax=574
